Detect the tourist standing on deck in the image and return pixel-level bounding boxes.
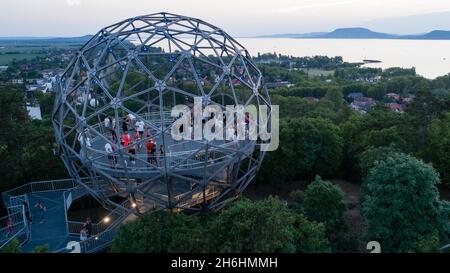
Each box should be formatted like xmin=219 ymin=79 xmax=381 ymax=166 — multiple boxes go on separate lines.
xmin=105 ymin=142 xmax=117 ymax=167
xmin=146 ymin=138 xmax=154 ymax=165
xmin=122 ymin=131 xmax=131 ymax=147
xmin=150 ymin=140 xmax=157 ymax=165
xmin=104 ymin=116 xmax=111 ymax=130
xmin=127 ymin=113 xmax=136 ymax=126
xmin=135 ymin=119 xmax=145 ymax=139
xmin=129 ymin=142 xmax=137 ymax=168
xmin=80 ymin=227 xmax=88 ymax=242
xmin=133 ymin=129 xmax=142 ymax=151
xmin=77 ymin=129 xmax=92 ymax=148
xmin=122 ymin=116 xmax=129 ymax=133
xmin=5 ymin=219 xmax=14 ymax=238
xmin=159 ymin=144 xmax=164 ymax=166
xmin=23 ymin=201 xmax=32 ymax=225
xmin=35 ymin=202 xmax=46 ymax=224
xmin=84 ymin=217 xmax=92 ymax=238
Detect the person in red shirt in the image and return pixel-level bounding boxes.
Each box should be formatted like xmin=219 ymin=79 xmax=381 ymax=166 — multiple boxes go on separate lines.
xmin=133 ymin=129 xmax=141 ymax=151
xmin=122 ymin=132 xmax=131 ymax=147
xmin=6 ymin=219 xmax=14 ymax=237
xmin=146 ymin=139 xmax=154 ymax=165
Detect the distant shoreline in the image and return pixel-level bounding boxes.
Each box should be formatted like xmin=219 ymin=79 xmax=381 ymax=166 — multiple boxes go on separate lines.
xmin=251 ymin=28 xmax=450 ymax=40
xmin=246 ymin=37 xmax=450 ymax=41
xmin=363 ymin=59 xmax=382 ymax=64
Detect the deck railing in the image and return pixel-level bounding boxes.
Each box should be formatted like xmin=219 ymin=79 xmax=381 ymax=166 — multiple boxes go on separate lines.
xmin=54 ymin=200 xmax=131 ymax=253
xmin=66 ymin=200 xmax=130 ymax=237
xmin=0 ymin=204 xmax=30 ymax=249
xmin=87 ymin=139 xmax=249 ymax=173
xmin=1 ymin=178 xmax=93 ymax=208
xmin=1 ymin=178 xmax=93 ymax=252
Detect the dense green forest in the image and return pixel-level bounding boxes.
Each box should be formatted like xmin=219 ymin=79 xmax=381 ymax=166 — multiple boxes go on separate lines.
xmin=1 ymin=52 xmax=450 ymax=253
xmin=108 ymin=58 xmax=450 ymax=253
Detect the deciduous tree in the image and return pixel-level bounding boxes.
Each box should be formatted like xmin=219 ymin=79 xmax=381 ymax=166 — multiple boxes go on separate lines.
xmin=362 ymin=153 xmax=450 ymax=252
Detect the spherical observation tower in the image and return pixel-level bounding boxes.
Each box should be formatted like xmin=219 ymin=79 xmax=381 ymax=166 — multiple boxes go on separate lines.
xmin=52 ymin=12 xmax=272 ymax=213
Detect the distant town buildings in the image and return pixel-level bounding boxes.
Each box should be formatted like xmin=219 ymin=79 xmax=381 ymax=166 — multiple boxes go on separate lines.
xmin=388 ymin=102 xmax=404 ymax=113
xmin=266 ymin=80 xmax=294 ymax=89
xmin=366 ymin=75 xmax=381 ymax=83
xmin=382 ymin=92 xmax=414 ymax=113
xmin=22 ymin=68 xmax=64 ymax=94
xmin=386 ymin=92 xmax=400 ymax=101
xmin=345 ymin=92 xmax=413 ymax=113
xmin=11 ymin=78 xmax=24 ymax=85
xmin=347 ymin=92 xmax=364 ymax=101
xmin=350 ymin=97 xmax=376 ymax=113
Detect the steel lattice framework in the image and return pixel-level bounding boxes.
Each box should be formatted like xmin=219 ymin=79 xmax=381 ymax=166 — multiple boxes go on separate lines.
xmin=52 ymin=12 xmax=272 ymax=213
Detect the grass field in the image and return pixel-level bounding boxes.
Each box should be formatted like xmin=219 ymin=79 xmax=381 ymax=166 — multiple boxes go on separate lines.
xmin=299 ymin=68 xmax=335 ymax=77
xmin=0 ymin=44 xmax=80 ymax=65
xmin=0 ymin=52 xmax=46 ymax=64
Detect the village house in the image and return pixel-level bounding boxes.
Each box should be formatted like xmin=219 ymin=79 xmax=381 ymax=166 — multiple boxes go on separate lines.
xmin=266 ymin=80 xmax=294 ymax=89
xmin=366 ymin=75 xmax=381 ymax=83
xmin=11 ymin=78 xmax=24 ymax=85
xmin=387 ymin=102 xmax=404 ymax=113
xmin=386 ymin=92 xmax=401 ymax=102
xmin=402 ymin=96 xmax=414 ymax=105
xmin=350 ymin=96 xmax=376 ymax=113
xmin=346 ymin=92 xmax=364 ymax=101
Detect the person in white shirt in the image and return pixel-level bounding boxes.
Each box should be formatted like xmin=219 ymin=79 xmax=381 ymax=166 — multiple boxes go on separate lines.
xmin=77 ymin=130 xmax=92 ymax=148
xmin=104 ymin=116 xmax=111 ymax=129
xmin=80 ymin=227 xmax=88 ymax=242
xmin=105 ymin=142 xmax=117 ymax=167
xmin=105 ymin=142 xmax=113 ymax=153
xmin=128 ymin=113 xmax=136 ymax=125
xmin=77 ymin=129 xmax=92 ymax=160
xmin=135 ymin=119 xmax=145 ymax=139
xmin=104 ymin=116 xmax=111 ymax=139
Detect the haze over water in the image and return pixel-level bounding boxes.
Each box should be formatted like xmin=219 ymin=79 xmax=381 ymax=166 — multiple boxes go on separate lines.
xmin=237 ymin=38 xmax=450 ymax=79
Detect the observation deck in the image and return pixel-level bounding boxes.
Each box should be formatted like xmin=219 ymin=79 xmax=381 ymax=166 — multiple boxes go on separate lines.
xmin=0 ymin=178 xmax=132 ymax=253
xmin=73 ymin=111 xmax=257 ymax=211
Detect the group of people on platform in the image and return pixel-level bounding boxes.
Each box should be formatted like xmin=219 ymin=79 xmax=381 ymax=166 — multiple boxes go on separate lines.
xmin=76 ymin=110 xmax=253 ymax=169
xmin=102 ymin=114 xmax=165 ymax=169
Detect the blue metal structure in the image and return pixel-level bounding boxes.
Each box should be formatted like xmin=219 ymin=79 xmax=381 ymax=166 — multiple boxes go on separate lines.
xmin=52 ymin=12 xmax=272 ymax=213
xmin=0 ymin=12 xmax=272 ymax=253
xmin=1 ymin=178 xmax=131 ymax=253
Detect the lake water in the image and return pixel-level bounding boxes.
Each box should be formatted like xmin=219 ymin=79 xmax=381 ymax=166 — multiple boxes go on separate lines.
xmin=235 ymin=38 xmax=450 ymax=79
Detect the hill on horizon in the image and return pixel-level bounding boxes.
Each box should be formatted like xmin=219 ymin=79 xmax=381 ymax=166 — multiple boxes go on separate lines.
xmin=255 ymin=27 xmax=450 ymax=40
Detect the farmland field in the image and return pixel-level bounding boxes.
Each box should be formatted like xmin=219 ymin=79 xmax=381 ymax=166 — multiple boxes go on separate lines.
xmin=0 ymin=52 xmax=46 ymax=64
xmin=299 ymin=68 xmax=335 ymax=77
xmin=0 ymin=43 xmax=81 ymax=65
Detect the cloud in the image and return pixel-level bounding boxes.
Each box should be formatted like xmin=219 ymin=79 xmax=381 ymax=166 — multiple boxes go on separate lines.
xmin=274 ymin=0 xmax=362 ymax=14
xmin=67 ymin=0 xmax=81 ymax=7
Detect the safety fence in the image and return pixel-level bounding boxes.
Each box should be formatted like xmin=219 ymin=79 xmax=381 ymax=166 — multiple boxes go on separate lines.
xmin=0 ymin=203 xmax=30 ymax=249
xmin=54 ymin=200 xmax=131 ymax=253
